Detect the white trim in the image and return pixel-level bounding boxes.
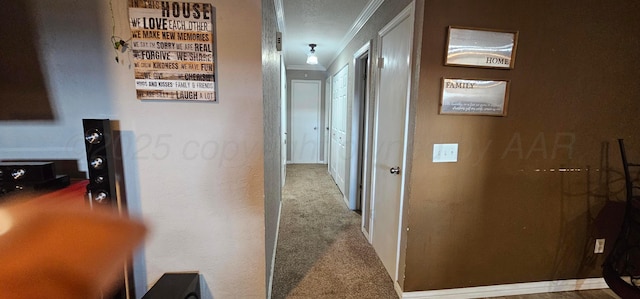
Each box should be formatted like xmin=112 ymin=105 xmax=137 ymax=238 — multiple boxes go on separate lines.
xmin=393 ymin=2 xmax=415 ymax=284
xmin=353 ymin=42 xmax=371 ymax=61
xmin=323 ymin=74 xmax=331 ymax=165
xmin=351 ymin=41 xmax=371 ymax=233
xmin=379 ymin=1 xmax=413 ymax=36
xmin=267 ymin=201 xmax=283 ymax=299
xmin=281 ymin=55 xmax=288 ymax=187
xmin=401 ymin=278 xmax=609 ymax=299
xmin=361 ymin=226 xmax=371 ymax=243
xmin=327 ymin=0 xmax=386 ymax=68
xmin=395 ymin=281 xmax=404 ymax=299
xmin=325 ymin=77 xmax=332 ymax=172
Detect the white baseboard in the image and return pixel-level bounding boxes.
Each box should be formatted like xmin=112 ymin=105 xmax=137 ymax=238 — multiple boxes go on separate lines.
xmin=395 ymin=281 xmax=404 ymax=298
xmin=402 ymin=278 xmax=609 ymax=299
xmin=361 ymin=226 xmax=371 ymax=243
xmin=267 ymin=201 xmax=283 ymax=299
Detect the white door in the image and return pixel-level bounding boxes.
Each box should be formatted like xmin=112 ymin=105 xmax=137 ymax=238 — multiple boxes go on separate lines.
xmin=330 ymin=66 xmax=348 ymax=195
xmin=291 ymin=80 xmax=321 ymax=163
xmin=370 ymin=4 xmax=414 ymax=281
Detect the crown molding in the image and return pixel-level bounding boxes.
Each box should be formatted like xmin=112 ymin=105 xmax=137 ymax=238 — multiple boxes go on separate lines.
xmin=327 ymin=0 xmax=385 ymax=68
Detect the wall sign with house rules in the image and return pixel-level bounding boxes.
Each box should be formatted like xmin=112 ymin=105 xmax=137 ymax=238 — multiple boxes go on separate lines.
xmin=129 ymin=1 xmax=218 ymax=102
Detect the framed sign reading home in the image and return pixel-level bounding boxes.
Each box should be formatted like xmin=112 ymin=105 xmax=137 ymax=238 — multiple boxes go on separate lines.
xmin=439 ymin=78 xmax=510 ymax=116
xmin=445 ymin=26 xmax=518 ymax=69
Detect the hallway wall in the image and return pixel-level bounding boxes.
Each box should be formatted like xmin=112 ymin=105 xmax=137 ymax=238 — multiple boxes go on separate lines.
xmin=0 ymin=0 xmax=266 ymax=297
xmin=262 ymin=0 xmax=282 ymax=296
xmin=404 ymin=0 xmax=640 ymax=291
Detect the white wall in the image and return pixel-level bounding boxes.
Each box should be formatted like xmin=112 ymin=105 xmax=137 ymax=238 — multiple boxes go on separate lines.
xmin=0 ymin=0 xmax=266 ymax=298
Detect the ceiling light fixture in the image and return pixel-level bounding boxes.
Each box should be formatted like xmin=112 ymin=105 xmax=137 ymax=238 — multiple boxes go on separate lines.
xmin=306 ymin=43 xmax=318 ymax=65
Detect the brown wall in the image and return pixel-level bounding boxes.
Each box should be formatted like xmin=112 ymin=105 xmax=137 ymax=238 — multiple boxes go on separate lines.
xmin=404 ymin=0 xmax=640 ymax=291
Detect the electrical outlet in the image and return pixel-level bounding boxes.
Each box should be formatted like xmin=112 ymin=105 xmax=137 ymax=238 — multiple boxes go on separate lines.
xmin=595 ymin=238 xmax=605 ymax=254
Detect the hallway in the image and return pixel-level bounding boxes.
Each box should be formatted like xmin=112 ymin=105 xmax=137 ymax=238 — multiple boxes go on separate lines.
xmin=271 ymin=164 xmax=397 ymax=298
xmin=270 ymin=167 xmax=622 ymax=299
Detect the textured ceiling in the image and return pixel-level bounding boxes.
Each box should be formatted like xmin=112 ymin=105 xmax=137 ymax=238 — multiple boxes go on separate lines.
xmin=280 ymin=0 xmax=371 ymax=71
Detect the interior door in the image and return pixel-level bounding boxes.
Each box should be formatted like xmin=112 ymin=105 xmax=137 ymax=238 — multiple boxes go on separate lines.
xmin=291 ymin=80 xmax=321 ymax=163
xmin=370 ymin=5 xmax=414 ymax=281
xmin=330 ymin=66 xmax=348 ymax=195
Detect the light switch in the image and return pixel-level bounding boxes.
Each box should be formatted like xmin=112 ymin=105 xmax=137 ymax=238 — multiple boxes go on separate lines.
xmin=433 ymin=143 xmax=458 ymax=163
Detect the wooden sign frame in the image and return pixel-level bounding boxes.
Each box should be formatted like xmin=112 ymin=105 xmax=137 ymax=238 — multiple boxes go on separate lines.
xmin=445 ymin=26 xmax=518 ymax=69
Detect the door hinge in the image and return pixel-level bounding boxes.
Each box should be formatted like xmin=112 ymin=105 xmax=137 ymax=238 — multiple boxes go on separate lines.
xmin=378 ymin=57 xmax=384 ymax=68
xmin=276 ymin=32 xmax=282 ymax=51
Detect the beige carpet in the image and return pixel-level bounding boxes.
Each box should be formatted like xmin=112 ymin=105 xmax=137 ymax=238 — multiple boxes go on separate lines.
xmin=271 ymin=164 xmax=398 ymax=299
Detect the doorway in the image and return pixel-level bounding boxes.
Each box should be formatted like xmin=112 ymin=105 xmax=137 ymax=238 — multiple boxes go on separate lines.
xmin=271 ymin=1 xmax=420 ymax=296
xmin=369 ymin=3 xmax=415 ymax=282
xmin=290 ymin=80 xmax=321 ymax=164
xmin=351 ymin=42 xmax=373 ymax=237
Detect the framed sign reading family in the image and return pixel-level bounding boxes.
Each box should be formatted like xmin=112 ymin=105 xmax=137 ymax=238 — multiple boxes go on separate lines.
xmin=439 ymin=78 xmax=510 ymax=116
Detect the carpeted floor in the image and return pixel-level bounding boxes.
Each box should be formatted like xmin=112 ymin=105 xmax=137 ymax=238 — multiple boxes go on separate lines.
xmin=271 ymin=164 xmax=398 ymax=299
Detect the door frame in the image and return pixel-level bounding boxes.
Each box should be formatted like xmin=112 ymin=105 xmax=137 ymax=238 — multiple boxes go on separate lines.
xmin=351 ymin=42 xmax=373 ymax=239
xmin=280 ymin=56 xmax=287 ymax=186
xmin=320 ymin=76 xmax=331 ymax=164
xmin=368 ymin=2 xmax=416 ymax=285
xmin=290 ymin=79 xmax=322 ymax=164
xmin=324 ymin=78 xmax=331 ymax=165
xmin=327 ymin=72 xmax=336 ymax=178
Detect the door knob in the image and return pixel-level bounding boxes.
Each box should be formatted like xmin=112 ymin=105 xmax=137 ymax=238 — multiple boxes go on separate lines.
xmin=390 ymin=166 xmax=400 ymax=175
